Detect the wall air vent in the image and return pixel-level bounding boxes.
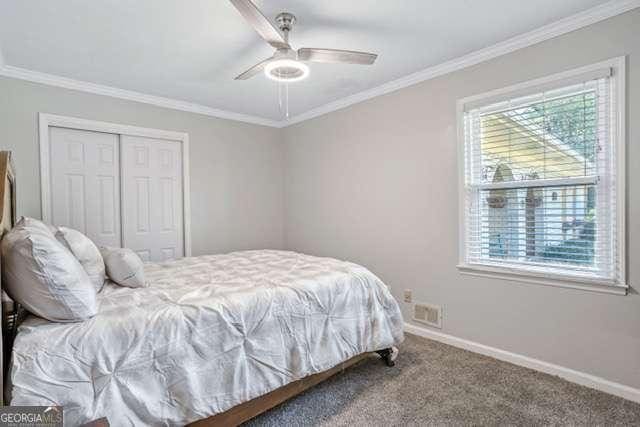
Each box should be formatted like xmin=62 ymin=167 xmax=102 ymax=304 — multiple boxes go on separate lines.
xmin=413 ymin=303 xmax=442 ymax=329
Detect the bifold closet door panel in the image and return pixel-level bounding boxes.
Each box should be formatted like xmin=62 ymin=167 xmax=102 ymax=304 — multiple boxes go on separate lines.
xmin=49 ymin=127 xmax=122 ymax=247
xmin=120 ymin=135 xmax=184 ymax=262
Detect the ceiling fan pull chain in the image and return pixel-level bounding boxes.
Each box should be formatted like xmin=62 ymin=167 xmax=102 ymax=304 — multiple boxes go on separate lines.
xmin=286 ymin=82 xmax=290 ymax=119
xmin=276 ymin=72 xmax=290 ymax=120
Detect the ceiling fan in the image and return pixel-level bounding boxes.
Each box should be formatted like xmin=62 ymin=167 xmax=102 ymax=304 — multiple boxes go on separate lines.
xmin=229 ymin=0 xmax=378 ymax=83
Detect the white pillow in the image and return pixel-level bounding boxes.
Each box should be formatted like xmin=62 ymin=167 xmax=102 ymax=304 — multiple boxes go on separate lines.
xmin=100 ymin=247 xmax=147 ymax=288
xmin=19 ymin=216 xmax=54 ymax=234
xmin=55 ymin=227 xmax=106 ymax=292
xmin=1 ymin=217 xmax=97 ymax=322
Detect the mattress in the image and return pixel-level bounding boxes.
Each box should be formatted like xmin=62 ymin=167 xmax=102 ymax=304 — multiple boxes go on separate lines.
xmin=8 ymin=250 xmax=404 ymax=426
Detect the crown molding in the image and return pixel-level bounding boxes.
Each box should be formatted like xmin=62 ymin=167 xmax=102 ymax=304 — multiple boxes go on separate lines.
xmin=281 ymin=0 xmax=640 ymax=127
xmin=0 ymin=65 xmax=281 ymax=128
xmin=0 ymin=0 xmax=637 ymax=129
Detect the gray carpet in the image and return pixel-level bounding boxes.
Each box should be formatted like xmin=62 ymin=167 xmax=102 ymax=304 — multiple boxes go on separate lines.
xmin=245 ymin=333 xmax=640 ymax=426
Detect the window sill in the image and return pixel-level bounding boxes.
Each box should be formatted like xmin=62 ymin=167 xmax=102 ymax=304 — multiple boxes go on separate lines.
xmin=457 ymin=263 xmax=628 ymax=296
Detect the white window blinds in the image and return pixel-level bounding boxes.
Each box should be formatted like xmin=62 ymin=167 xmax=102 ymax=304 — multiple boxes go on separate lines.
xmin=460 ymin=64 xmax=625 ymax=290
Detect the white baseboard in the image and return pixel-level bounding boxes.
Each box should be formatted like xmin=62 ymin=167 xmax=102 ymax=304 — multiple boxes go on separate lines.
xmin=404 ymin=322 xmax=640 ymax=404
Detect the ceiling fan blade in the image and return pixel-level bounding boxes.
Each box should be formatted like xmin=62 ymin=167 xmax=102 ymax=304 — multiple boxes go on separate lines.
xmin=298 ymin=48 xmax=377 ymax=65
xmin=229 ymin=0 xmax=289 ymax=49
xmin=234 ymin=57 xmax=273 ymax=80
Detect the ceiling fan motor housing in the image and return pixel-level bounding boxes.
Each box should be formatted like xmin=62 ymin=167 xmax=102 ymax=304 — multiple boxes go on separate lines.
xmin=258 ymin=12 xmax=307 ymax=82
xmin=275 ymin=12 xmax=296 ymax=33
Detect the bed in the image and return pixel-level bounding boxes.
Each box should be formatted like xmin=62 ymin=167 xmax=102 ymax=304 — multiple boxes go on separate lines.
xmin=0 ymin=151 xmax=404 ymax=426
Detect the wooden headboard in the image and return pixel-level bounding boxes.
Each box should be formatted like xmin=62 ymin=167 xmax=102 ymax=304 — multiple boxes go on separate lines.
xmin=0 ymin=151 xmax=16 ymax=404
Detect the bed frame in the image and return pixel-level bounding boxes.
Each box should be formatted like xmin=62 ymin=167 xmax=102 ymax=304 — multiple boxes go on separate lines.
xmin=0 ymin=150 xmax=396 ymax=426
xmin=0 ymin=151 xmax=17 ymax=406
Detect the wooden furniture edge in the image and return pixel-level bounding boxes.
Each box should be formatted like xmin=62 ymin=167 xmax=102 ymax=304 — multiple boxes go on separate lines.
xmin=188 ymin=352 xmax=373 ymax=427
xmin=0 ymin=151 xmax=16 ymax=405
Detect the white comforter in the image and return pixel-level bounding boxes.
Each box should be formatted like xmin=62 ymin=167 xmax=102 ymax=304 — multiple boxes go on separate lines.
xmin=8 ymin=250 xmax=404 ymax=426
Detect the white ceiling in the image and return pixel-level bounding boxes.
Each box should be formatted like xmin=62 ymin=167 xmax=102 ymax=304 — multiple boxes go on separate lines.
xmin=0 ymin=0 xmax=620 ymax=122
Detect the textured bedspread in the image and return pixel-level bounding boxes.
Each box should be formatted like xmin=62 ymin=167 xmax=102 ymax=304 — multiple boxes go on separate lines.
xmin=8 ymin=250 xmax=404 ymax=426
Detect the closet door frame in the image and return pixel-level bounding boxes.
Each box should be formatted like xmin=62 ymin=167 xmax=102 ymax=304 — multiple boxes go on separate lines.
xmin=38 ymin=113 xmax=192 ymax=256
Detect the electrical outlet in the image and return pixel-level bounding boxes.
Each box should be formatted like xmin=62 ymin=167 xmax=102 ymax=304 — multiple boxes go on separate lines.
xmin=403 ymin=289 xmax=412 ymax=303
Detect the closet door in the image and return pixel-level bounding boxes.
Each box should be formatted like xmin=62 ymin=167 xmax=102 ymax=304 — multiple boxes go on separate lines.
xmin=121 ymin=135 xmax=184 ymax=262
xmin=49 ymin=127 xmax=121 ymax=247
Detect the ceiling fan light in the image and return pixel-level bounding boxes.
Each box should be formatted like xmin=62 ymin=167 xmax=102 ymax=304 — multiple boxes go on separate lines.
xmin=264 ymin=59 xmax=309 ymax=82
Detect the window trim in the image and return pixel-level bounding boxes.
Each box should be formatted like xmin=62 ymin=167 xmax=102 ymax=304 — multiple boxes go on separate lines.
xmin=456 ymin=57 xmax=627 ymax=295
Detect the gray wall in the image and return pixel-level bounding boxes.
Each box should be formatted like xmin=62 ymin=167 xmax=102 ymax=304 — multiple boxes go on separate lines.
xmin=283 ymin=10 xmax=640 ymax=389
xmin=0 ymin=77 xmax=284 ymax=255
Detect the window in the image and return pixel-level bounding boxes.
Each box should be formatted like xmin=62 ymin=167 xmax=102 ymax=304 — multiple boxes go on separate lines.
xmin=458 ymin=58 xmax=626 ymax=294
